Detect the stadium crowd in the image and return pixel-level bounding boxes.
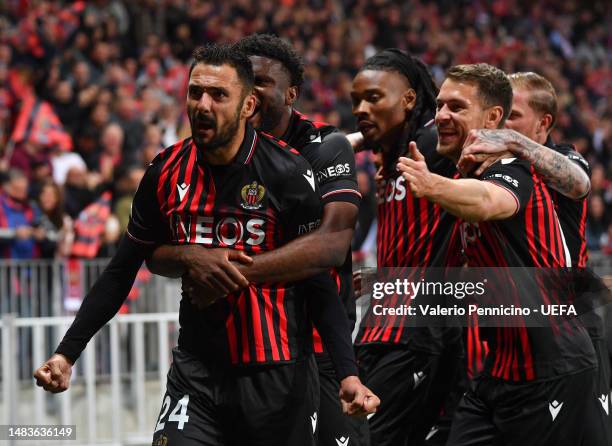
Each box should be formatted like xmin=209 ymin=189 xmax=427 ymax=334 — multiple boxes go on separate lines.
xmin=0 ymin=0 xmax=610 ymax=260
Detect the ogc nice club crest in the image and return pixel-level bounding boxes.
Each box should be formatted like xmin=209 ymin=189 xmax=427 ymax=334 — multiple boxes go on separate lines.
xmin=241 ymin=181 xmax=265 ymax=210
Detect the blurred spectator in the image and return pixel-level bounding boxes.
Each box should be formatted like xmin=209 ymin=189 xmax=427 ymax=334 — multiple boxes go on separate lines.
xmin=63 ymin=166 xmax=102 ymax=219
xmin=0 ymin=0 xmax=609 ymax=259
xmin=0 ymin=169 xmax=43 ymax=258
xmin=99 ymin=122 xmax=125 ymax=182
xmin=35 ymin=180 xmax=73 ymax=258
xmin=352 ymin=151 xmax=377 ymax=264
xmin=113 ymin=165 xmax=145 ymax=232
xmin=586 ymin=195 xmax=608 ymax=251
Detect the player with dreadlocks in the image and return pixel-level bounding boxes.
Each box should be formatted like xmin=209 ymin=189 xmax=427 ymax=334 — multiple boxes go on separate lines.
xmin=350 ymin=49 xmax=463 ymax=445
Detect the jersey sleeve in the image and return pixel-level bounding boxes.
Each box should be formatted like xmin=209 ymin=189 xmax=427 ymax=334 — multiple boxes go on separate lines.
xmin=481 ymin=158 xmax=534 ymax=214
xmin=55 ymin=235 xmax=150 ymax=362
xmin=307 ymin=132 xmax=361 ymax=207
xmin=279 ymin=155 xmax=323 ymax=239
xmin=126 ymin=159 xmax=170 ymax=245
xmin=554 ymin=143 xmax=591 ymax=177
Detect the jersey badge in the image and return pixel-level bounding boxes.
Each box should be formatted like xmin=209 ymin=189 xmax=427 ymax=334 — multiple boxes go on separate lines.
xmin=240 ymin=181 xmax=266 ymax=210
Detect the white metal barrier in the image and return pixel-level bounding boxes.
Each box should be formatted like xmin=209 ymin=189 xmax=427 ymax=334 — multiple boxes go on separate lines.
xmin=0 ymin=313 xmax=179 ymax=446
xmin=0 ymin=259 xmax=176 ymax=319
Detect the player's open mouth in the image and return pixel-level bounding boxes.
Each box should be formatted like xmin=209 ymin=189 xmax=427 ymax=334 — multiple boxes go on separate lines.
xmin=195 ymin=125 xmax=214 ymax=136
xmin=438 ymin=130 xmax=457 ymax=142
xmin=195 ymin=120 xmax=215 ymax=131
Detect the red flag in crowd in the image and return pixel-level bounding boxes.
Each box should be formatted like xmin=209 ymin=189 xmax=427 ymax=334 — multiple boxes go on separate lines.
xmin=9 ymin=95 xmax=73 ymax=152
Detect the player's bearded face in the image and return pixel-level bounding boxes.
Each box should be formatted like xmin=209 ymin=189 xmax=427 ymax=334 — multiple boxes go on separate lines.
xmin=187 ymin=63 xmax=246 ymax=151
xmin=351 ymin=70 xmax=412 ymax=151
xmin=435 ymin=79 xmax=489 ymax=160
xmin=189 ymin=103 xmax=242 ymax=151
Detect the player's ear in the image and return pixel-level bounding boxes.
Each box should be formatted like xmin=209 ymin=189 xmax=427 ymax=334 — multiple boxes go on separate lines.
xmin=537 ymin=113 xmax=554 ymax=137
xmin=285 ymin=86 xmax=298 ymax=106
xmin=485 ymin=105 xmax=504 ymax=129
xmin=402 ymin=89 xmax=417 ymax=113
xmin=242 ymin=93 xmax=257 ymax=119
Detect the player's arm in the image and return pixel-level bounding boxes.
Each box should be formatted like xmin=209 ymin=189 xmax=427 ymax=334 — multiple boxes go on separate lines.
xmin=282 ymin=153 xmax=378 ymax=415
xmin=147 ymin=133 xmax=359 ymax=284
xmin=458 ymin=129 xmax=590 ymax=199
xmin=397 ymin=142 xmax=530 ymax=222
xmin=145 ymin=201 xmax=353 ymax=286
xmin=34 ymin=160 xmax=166 ymax=393
xmin=237 ymin=132 xmax=360 ymax=282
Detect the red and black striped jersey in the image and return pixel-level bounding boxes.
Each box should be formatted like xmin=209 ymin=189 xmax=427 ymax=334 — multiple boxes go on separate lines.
xmin=459 ymin=159 xmax=595 ymax=381
xmin=546 ymin=140 xmax=606 ymax=342
xmin=356 ymin=124 xmax=462 ymax=351
xmin=547 ymin=140 xmax=590 ymax=268
xmin=280 ymin=110 xmax=361 ymax=354
xmin=127 ymin=125 xmax=323 ymax=366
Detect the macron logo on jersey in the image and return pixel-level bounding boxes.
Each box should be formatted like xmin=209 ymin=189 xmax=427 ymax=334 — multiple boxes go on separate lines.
xmin=310 ymin=412 xmax=318 ymax=433
xmin=303 ymin=170 xmax=316 ymax=191
xmin=549 ymin=400 xmax=563 ymax=421
xmin=310 ymin=132 xmax=322 ymax=143
xmin=599 ymin=394 xmax=609 ymax=415
xmin=177 ymin=183 xmax=190 ymax=202
xmin=425 ymin=426 xmax=439 ymax=441
xmin=335 ymin=436 xmax=349 ymax=446
xmin=413 ymin=371 xmax=426 ymax=389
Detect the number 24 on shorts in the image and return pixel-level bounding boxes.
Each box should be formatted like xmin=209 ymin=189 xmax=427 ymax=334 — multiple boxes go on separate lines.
xmin=155 ymin=395 xmax=190 ymax=431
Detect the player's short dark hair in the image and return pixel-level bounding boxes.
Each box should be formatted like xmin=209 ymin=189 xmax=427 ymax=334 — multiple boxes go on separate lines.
xmin=234 ymin=34 xmax=304 ymax=89
xmin=361 ymin=49 xmax=438 ymax=170
xmin=189 ymin=44 xmax=254 ymax=94
xmin=446 ymin=63 xmax=513 ymax=127
xmin=509 ymin=72 xmax=558 ymax=130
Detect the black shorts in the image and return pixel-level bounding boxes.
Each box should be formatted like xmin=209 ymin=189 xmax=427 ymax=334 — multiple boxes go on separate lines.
xmin=152 ymin=348 xmax=319 ymax=446
xmin=424 ymin=342 xmax=467 ymax=446
xmin=582 ymin=337 xmax=612 ymax=446
xmin=356 ymin=344 xmax=460 ymax=446
xmin=447 ymin=368 xmax=597 ymax=446
xmin=316 ymin=354 xmax=370 ymax=446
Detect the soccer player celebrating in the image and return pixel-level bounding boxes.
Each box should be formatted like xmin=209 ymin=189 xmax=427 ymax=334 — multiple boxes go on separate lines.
xmin=349 ymin=49 xmax=462 ymax=446
xmin=397 ymin=63 xmax=597 ymax=446
xmin=147 ymin=34 xmax=373 ymax=446
xmin=34 ymin=44 xmax=377 ymax=445
xmin=457 ymin=71 xmax=610 ymax=445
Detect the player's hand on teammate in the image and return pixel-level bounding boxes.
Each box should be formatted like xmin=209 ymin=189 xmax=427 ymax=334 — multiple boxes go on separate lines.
xmin=458 ymin=129 xmax=514 ymax=176
xmin=182 ymin=246 xmax=253 ymax=296
xmin=339 ymin=376 xmax=380 ymax=416
xmin=397 ymin=142 xmax=435 ymax=198
xmin=33 ymin=353 xmax=73 ymax=393
xmin=182 ymin=275 xmax=222 ymax=309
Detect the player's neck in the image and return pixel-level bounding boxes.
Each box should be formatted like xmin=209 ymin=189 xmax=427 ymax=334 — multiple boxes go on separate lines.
xmin=268 ymin=107 xmax=293 ymax=139
xmin=202 ymin=124 xmax=247 ymax=165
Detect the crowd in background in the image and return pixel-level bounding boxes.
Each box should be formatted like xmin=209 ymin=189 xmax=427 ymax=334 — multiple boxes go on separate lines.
xmin=0 ymin=0 xmax=610 ymax=262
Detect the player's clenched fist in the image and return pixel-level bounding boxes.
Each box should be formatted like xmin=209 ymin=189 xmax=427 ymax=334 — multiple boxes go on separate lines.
xmin=33 ymin=354 xmax=73 ymax=393
xmin=339 ymin=376 xmax=380 ymax=417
